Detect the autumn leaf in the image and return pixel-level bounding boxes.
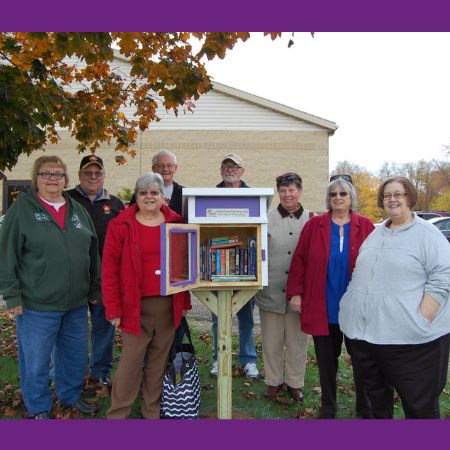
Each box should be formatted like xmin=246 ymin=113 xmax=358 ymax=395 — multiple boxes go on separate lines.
xmin=3 ymin=407 xmax=16 ymax=417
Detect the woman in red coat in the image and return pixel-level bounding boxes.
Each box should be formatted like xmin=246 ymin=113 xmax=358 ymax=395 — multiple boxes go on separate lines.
xmin=102 ymin=172 xmax=191 ymax=419
xmin=286 ymin=175 xmax=374 ymax=419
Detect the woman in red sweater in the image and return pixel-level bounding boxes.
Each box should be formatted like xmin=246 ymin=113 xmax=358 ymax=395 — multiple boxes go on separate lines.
xmin=102 ymin=172 xmax=191 ymax=419
xmin=286 ymin=175 xmax=374 ymax=419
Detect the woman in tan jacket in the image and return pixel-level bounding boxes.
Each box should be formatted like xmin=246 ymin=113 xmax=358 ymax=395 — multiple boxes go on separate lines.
xmin=255 ymin=173 xmax=312 ymax=403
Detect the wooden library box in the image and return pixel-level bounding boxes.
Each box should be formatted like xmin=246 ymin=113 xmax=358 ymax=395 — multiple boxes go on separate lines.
xmin=160 ymin=188 xmax=273 ymax=295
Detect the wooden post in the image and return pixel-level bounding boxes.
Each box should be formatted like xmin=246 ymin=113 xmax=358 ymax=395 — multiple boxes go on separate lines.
xmin=216 ymin=290 xmax=232 ymax=419
xmin=193 ymin=288 xmax=260 ymax=419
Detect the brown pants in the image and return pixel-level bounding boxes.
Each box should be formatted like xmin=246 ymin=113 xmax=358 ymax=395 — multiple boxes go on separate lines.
xmin=260 ymin=309 xmax=309 ymax=389
xmin=107 ymin=296 xmax=175 ymax=419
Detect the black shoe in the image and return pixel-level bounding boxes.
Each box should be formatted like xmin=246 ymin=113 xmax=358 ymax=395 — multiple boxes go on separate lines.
xmin=286 ymin=386 xmax=304 ymax=404
xmin=64 ymin=399 xmax=96 ymax=415
xmin=33 ymin=412 xmax=53 ymax=419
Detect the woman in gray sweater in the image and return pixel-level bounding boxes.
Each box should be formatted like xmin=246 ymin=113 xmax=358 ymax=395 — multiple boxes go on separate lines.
xmin=340 ymin=176 xmax=450 ymax=419
xmin=255 ymin=173 xmax=311 ymax=403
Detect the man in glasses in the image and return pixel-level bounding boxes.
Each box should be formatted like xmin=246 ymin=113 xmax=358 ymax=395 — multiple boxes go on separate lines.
xmin=67 ymin=154 xmax=124 ymax=387
xmin=129 ymin=149 xmax=184 ymax=215
xmin=210 ymin=154 xmax=259 ymax=380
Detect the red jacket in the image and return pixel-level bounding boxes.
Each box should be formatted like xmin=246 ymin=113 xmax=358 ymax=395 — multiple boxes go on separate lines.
xmin=102 ymin=204 xmax=191 ymax=335
xmin=286 ymin=210 xmax=374 ymax=336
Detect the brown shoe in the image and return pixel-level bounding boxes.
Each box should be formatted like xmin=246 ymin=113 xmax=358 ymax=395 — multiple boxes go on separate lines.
xmin=287 ymin=386 xmax=304 ymax=403
xmin=266 ymin=384 xmax=285 ymax=399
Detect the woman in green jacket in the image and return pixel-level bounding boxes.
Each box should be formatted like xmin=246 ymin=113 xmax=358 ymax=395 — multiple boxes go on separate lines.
xmin=0 ymin=155 xmax=102 ymax=419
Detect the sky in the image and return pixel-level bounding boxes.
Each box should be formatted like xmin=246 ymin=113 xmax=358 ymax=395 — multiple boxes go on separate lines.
xmin=203 ymin=32 xmax=450 ymax=174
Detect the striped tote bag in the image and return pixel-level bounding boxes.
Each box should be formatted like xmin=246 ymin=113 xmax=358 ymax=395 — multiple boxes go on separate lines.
xmin=161 ymin=317 xmax=201 ymax=419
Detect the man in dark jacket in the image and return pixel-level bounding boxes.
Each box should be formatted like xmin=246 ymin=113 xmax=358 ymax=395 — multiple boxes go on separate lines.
xmin=210 ymin=154 xmax=259 ymax=380
xmin=67 ymin=154 xmax=124 ymax=386
xmin=129 ymin=150 xmax=184 ymax=215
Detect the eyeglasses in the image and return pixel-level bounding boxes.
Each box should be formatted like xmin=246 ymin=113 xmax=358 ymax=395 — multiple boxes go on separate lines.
xmin=383 ymin=193 xmax=407 ymax=200
xmin=38 ymin=172 xmax=66 ymax=180
xmin=153 ymin=163 xmax=176 ymax=170
xmin=81 ymin=171 xmax=104 ymax=178
xmin=330 ymin=174 xmax=353 ymax=184
xmin=138 ymin=190 xmax=161 ymax=197
xmin=276 ymin=174 xmax=301 ymax=184
xmin=329 ymin=191 xmax=348 ymax=198
xmin=221 ymin=164 xmax=242 ymax=171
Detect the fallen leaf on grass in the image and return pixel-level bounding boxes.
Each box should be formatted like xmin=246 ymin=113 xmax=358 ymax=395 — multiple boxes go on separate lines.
xmin=312 ymin=386 xmax=321 ymax=394
xmin=3 ymin=407 xmax=16 ymax=417
xmin=95 ymin=386 xmax=110 ymax=398
xmin=198 ymin=333 xmax=211 ymax=346
xmin=244 ymin=391 xmax=256 ymax=399
xmin=300 ymin=407 xmax=318 ymax=419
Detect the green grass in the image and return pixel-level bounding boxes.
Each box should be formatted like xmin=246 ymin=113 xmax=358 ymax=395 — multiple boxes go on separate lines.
xmin=1 ymin=316 xmax=449 ymax=419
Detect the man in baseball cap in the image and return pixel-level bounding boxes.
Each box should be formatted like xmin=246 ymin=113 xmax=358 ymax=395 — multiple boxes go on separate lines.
xmin=217 ymin=154 xmax=248 ymax=188
xmin=210 ymin=153 xmax=259 ymax=380
xmin=67 ymin=154 xmax=124 ymax=387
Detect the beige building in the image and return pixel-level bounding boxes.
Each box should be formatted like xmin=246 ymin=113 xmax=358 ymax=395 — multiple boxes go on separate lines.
xmin=1 ymin=56 xmax=337 ymax=214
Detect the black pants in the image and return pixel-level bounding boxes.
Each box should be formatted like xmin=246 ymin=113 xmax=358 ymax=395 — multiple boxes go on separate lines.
xmin=348 ymin=334 xmax=450 ymax=419
xmin=313 ymin=323 xmax=372 ymax=418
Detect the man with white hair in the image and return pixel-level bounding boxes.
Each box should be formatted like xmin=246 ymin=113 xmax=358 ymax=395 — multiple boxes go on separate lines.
xmin=210 ymin=154 xmax=259 ymax=380
xmin=129 ymin=150 xmax=184 ymax=215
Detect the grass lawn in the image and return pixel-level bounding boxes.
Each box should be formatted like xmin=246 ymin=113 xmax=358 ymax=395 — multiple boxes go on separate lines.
xmin=1 ymin=315 xmax=449 ymax=419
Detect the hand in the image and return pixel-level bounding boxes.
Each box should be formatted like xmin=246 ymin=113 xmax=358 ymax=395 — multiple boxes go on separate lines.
xmin=182 ymin=309 xmax=189 ymax=317
xmin=420 ymin=293 xmax=440 ymax=322
xmin=6 ymin=305 xmax=23 ymax=317
xmin=89 ymin=299 xmax=100 ymax=304
xmin=110 ymin=317 xmax=121 ymax=327
xmin=289 ymin=295 xmax=302 ymax=313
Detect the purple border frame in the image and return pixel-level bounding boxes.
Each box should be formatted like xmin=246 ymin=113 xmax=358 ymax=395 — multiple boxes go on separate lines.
xmin=2 ymin=2 xmax=450 ymax=448
xmin=2 ymin=1 xmax=450 ymax=30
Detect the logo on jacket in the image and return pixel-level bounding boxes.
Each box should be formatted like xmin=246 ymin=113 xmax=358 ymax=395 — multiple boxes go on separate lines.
xmin=71 ymin=213 xmax=82 ymax=229
xmin=103 ymin=205 xmax=111 ymax=214
xmin=35 ymin=213 xmax=51 ymax=222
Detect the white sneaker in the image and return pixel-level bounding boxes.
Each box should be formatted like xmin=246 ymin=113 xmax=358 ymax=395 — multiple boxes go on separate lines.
xmin=244 ymin=362 xmax=259 ymax=379
xmin=210 ymin=361 xmax=218 ymax=376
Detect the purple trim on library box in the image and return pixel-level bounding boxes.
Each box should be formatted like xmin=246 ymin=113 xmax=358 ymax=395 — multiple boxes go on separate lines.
xmin=160 ymin=225 xmax=198 ymax=295
xmin=195 ymin=196 xmax=260 ymax=217
xmin=262 ymin=249 xmax=266 ymax=261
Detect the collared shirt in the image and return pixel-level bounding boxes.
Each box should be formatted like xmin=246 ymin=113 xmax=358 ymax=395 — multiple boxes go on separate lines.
xmin=277 ymin=203 xmax=304 ymax=219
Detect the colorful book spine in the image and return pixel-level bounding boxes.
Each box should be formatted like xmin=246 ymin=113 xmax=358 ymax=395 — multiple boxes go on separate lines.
xmin=215 ymin=248 xmax=221 ymax=276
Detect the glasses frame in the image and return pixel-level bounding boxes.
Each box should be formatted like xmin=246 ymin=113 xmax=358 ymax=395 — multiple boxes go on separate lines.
xmin=328 ymin=191 xmax=349 ymax=198
xmin=383 ymin=193 xmax=408 ymax=200
xmin=38 ymin=172 xmax=66 ymax=180
xmin=137 ymin=189 xmax=162 ymax=197
xmin=80 ymin=170 xmax=105 ymax=178
xmin=153 ymin=163 xmax=176 ymax=170
xmin=276 ymin=174 xmax=301 ymax=184
xmin=221 ymin=164 xmax=242 ymax=172
xmin=330 ymin=174 xmax=353 ymax=184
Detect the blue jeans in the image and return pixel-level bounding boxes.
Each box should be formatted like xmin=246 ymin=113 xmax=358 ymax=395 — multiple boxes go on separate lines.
xmin=88 ymin=302 xmax=115 ymax=379
xmin=212 ymin=298 xmax=257 ymax=365
xmin=16 ymin=305 xmax=88 ymax=415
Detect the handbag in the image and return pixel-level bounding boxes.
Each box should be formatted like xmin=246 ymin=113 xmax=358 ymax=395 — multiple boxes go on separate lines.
xmin=160 ymin=316 xmax=201 ymax=419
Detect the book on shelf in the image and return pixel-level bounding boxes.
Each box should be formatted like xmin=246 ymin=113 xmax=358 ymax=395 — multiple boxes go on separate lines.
xmin=210 ymin=275 xmax=257 ymax=282
xmin=210 ymin=235 xmax=239 ymax=244
xmin=210 ymin=241 xmax=243 ymax=249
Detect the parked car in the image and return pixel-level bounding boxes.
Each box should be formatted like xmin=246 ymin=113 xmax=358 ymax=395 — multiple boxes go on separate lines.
xmin=414 ymin=210 xmax=450 ymax=220
xmin=428 ymin=216 xmax=450 ymax=243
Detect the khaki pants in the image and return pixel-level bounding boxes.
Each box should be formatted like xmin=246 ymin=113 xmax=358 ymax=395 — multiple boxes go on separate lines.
xmin=259 ymin=309 xmax=309 ymax=389
xmin=107 ymin=296 xmax=175 ymax=419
